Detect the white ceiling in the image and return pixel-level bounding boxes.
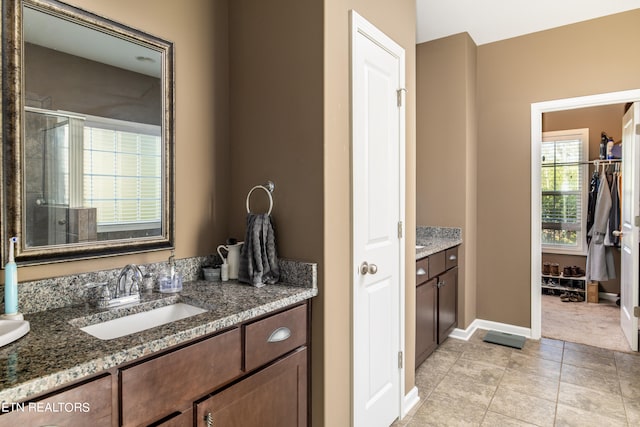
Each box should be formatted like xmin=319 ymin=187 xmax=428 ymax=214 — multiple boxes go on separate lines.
xmin=417 ymin=0 xmax=640 ymax=45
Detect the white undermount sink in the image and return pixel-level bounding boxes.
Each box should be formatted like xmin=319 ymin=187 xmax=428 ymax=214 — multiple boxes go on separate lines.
xmin=79 ymin=303 xmax=207 ymax=340
xmin=0 ymin=319 xmax=30 ymax=347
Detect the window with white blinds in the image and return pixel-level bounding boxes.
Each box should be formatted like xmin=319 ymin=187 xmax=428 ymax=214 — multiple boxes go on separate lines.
xmin=541 ymin=128 xmax=589 ymax=255
xmin=83 ymin=118 xmax=161 ymax=230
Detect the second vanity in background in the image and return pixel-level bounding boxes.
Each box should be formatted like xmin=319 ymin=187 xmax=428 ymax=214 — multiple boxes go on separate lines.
xmin=415 ymin=227 xmax=462 ymax=368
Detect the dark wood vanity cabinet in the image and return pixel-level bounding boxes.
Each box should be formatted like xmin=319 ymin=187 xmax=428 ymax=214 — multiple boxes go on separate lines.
xmin=0 ymin=301 xmax=309 ymax=427
xmin=415 ymin=247 xmax=458 ymax=368
xmin=123 ymin=301 xmax=309 ymax=427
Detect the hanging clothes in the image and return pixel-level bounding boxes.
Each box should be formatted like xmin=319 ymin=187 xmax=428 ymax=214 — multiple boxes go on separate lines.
xmin=586 ymin=170 xmax=599 ymax=243
xmin=608 ymin=170 xmax=621 ymax=247
xmin=585 ymin=170 xmax=616 ymax=282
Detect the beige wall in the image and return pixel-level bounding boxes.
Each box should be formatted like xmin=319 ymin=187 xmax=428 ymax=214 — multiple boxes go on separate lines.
xmin=15 ymin=0 xmax=231 ymax=281
xmin=416 ymin=33 xmax=478 ymax=328
xmin=543 ymin=104 xmax=626 ymax=294
xmin=476 ymin=10 xmax=640 ymax=327
xmin=324 ymin=0 xmax=416 ymax=425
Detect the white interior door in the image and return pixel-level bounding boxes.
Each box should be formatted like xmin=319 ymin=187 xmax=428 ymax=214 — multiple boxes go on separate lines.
xmin=351 ymin=11 xmax=405 ymax=427
xmin=621 ymin=101 xmax=640 ymax=351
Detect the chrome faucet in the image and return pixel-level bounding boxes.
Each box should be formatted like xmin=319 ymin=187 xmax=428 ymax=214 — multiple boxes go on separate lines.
xmin=116 ymin=264 xmax=143 ymax=298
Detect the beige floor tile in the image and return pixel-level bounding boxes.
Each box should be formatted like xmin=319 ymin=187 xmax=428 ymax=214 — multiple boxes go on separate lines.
xmin=481 ymin=411 xmax=539 ymax=426
xmin=415 ymin=368 xmax=446 ymax=400
xmin=507 ymin=352 xmax=562 ymax=380
xmin=431 ymin=374 xmax=497 ymax=409
xmin=418 ymin=347 xmax=461 ymax=374
xmin=437 ymin=337 xmax=469 ymax=353
xmin=624 ymin=397 xmax=640 ymax=425
xmin=448 ymin=358 xmax=506 ymax=387
xmin=555 ymin=403 xmax=628 ymax=427
xmin=561 ymin=348 xmax=617 ymax=373
xmin=460 ymin=342 xmax=513 ymax=367
xmin=540 ymin=337 xmax=564 ymax=349
xmin=615 ymin=351 xmax=640 ymax=376
xmin=560 ymin=363 xmax=622 ymax=395
xmin=519 ymin=341 xmax=564 ymax=363
xmin=412 ymin=394 xmax=487 ymax=427
xmin=618 ymin=374 xmax=640 ymax=400
xmin=488 ymin=386 xmax=556 ymax=427
xmin=499 ymin=368 xmax=559 ymax=401
xmin=563 ymin=341 xmax=615 ymax=359
xmin=558 ymin=382 xmax=626 ymax=423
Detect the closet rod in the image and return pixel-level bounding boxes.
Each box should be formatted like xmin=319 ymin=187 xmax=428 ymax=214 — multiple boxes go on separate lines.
xmin=543 ymin=159 xmax=621 ymax=167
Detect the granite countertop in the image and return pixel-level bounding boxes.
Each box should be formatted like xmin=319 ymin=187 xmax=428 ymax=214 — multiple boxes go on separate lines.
xmin=0 ymin=280 xmax=317 ymax=403
xmin=416 ymin=226 xmax=463 ymax=260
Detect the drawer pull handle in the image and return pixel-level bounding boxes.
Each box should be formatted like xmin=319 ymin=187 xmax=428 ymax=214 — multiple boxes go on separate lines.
xmin=417 ymin=267 xmax=427 ymax=275
xmin=437 ymin=281 xmax=446 ymax=288
xmin=448 ymin=255 xmax=457 ymax=261
xmin=205 ymin=412 xmax=213 ymax=427
xmin=268 ymin=327 xmax=291 ymax=343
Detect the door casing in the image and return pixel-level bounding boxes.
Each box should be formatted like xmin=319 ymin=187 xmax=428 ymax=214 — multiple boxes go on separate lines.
xmin=530 ymin=89 xmax=640 ymax=341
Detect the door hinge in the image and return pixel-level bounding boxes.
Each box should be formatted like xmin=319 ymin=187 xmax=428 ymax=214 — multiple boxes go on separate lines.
xmin=396 ymin=88 xmax=407 ymax=107
xmin=398 ymin=351 xmax=403 ymax=369
xmin=634 ymin=306 xmax=640 ymax=318
xmin=636 ymin=123 xmax=640 ymax=136
xmin=397 ymin=221 xmax=403 ymax=238
xmin=635 ymin=216 xmax=640 ymax=227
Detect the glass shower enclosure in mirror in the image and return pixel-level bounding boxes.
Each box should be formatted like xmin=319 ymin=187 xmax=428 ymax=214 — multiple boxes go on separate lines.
xmin=2 ymin=0 xmax=175 ymax=264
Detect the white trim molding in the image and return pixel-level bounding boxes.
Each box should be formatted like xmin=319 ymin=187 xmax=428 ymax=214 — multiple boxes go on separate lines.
xmin=530 ymin=89 xmax=640 ymax=340
xmin=402 ymin=387 xmax=420 ymax=419
xmin=449 ymin=319 xmax=533 ymax=341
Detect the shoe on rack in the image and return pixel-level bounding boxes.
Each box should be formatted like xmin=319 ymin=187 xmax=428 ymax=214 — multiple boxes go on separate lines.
xmin=542 ymin=262 xmax=551 ymax=275
xmin=550 ymin=263 xmax=561 ymax=276
xmin=574 ymin=266 xmax=585 ymax=277
xmin=560 ymin=292 xmax=571 ymax=302
xmin=563 ymin=266 xmax=573 ymax=277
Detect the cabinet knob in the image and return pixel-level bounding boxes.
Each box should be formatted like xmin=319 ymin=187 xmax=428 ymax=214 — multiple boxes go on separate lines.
xmin=360 ymin=261 xmax=378 ymax=275
xmin=448 ymin=254 xmax=457 ymax=261
xmin=205 ymin=412 xmax=213 ymax=427
xmin=437 ymin=280 xmax=446 ymax=288
xmin=416 ymin=267 xmax=427 ymax=276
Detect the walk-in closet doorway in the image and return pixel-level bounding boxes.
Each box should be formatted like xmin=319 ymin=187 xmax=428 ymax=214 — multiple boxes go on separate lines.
xmin=531 ymin=90 xmax=640 ymax=353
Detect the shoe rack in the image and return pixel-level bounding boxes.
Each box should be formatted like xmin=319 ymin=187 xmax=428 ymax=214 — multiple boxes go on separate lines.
xmin=541 ymin=273 xmax=586 ymax=301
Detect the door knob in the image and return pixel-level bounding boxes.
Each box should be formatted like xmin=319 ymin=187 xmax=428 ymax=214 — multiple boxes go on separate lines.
xmin=360 ymin=261 xmax=378 ymax=275
xmin=613 ymin=230 xmax=623 ymax=237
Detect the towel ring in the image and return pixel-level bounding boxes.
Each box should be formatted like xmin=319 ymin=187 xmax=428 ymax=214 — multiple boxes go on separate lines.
xmin=246 ymin=184 xmax=274 ymax=215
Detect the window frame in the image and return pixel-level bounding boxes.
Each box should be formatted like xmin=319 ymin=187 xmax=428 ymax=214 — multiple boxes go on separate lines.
xmin=541 ymin=128 xmax=589 ymax=256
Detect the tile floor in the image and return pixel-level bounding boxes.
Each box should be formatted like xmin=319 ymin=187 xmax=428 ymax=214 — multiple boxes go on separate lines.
xmin=393 ymin=329 xmax=640 ymax=426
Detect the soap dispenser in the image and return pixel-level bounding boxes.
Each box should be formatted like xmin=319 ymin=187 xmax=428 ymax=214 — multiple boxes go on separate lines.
xmin=3 ymin=237 xmax=23 ymax=320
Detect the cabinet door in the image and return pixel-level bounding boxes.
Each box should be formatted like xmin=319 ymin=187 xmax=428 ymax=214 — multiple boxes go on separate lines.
xmin=196 ymin=347 xmax=307 ymax=427
xmin=121 ymin=328 xmax=242 ymax=426
xmin=437 ymin=267 xmax=458 ymax=343
xmin=0 ymin=374 xmax=112 ymax=427
xmin=415 ymin=278 xmax=437 ymax=368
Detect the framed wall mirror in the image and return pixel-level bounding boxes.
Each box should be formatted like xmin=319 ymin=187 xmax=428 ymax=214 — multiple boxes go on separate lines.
xmin=2 ymin=0 xmax=175 ymax=265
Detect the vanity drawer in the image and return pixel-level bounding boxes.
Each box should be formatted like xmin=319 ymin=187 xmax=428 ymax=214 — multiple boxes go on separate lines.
xmin=120 ymin=327 xmax=241 ymax=427
xmin=445 ymin=247 xmax=459 ymax=270
xmin=244 ymin=304 xmax=308 ymax=372
xmin=416 ymin=257 xmax=429 ymax=285
xmin=428 ymin=251 xmax=446 ymax=278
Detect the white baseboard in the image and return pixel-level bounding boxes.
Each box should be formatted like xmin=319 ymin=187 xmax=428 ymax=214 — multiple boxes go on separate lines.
xmin=402 ymin=386 xmax=420 ymax=418
xmin=449 ymin=318 xmax=532 ymax=341
xmin=599 ymin=292 xmax=618 ymax=302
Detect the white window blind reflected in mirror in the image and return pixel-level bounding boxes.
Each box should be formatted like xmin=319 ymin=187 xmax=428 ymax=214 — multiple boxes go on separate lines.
xmin=82 ymin=116 xmax=162 ymax=232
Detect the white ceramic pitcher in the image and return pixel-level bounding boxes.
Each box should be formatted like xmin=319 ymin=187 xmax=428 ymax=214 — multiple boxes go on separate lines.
xmin=217 ymin=242 xmax=244 ymax=280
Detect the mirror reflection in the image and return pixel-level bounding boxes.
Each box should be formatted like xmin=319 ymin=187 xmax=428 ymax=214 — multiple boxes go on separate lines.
xmin=2 ymin=0 xmax=174 ymax=264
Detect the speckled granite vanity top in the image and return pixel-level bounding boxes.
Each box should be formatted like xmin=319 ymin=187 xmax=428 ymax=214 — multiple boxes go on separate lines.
xmin=0 ymin=279 xmax=317 ymax=403
xmin=416 ymin=226 xmax=462 ymax=259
